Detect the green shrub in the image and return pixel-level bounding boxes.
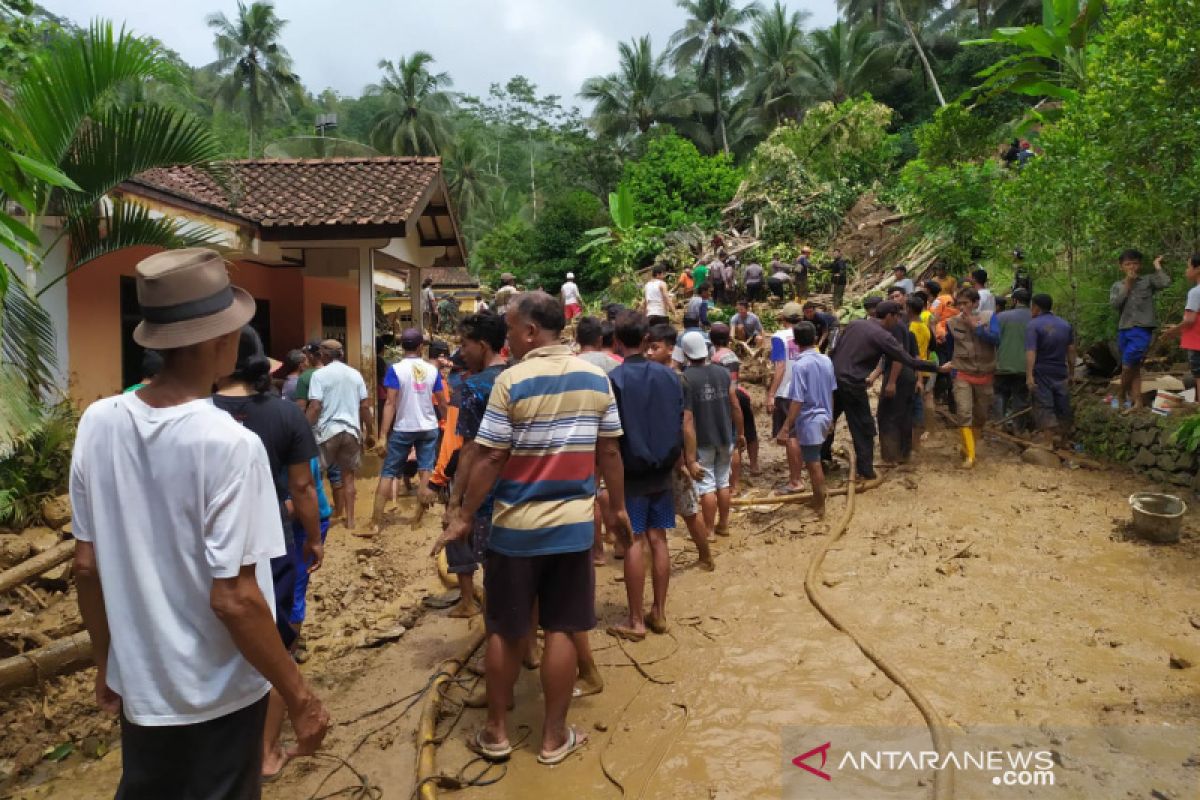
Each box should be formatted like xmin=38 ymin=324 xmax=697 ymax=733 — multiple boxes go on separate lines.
xmin=619 ymin=132 xmax=742 ymax=230
xmin=0 ymin=402 xmax=77 ymax=529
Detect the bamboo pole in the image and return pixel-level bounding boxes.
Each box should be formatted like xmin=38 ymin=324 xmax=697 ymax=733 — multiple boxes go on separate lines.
xmin=415 ymin=625 xmax=488 ymax=800
xmin=0 ymin=631 xmax=92 ymax=690
xmin=0 ymin=540 xmax=73 ymax=594
xmin=729 ymin=475 xmax=884 ymax=507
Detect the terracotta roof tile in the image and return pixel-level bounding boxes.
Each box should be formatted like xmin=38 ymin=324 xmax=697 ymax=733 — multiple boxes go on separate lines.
xmin=127 ymin=157 xmax=445 ymax=230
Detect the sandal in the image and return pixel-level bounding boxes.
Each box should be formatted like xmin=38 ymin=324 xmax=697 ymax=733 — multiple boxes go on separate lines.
xmin=468 ymin=729 xmax=513 ymax=762
xmin=537 ymin=726 xmax=589 ymax=766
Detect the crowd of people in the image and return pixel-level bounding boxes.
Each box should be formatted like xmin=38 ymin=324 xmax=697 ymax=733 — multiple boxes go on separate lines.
xmin=70 ymin=241 xmax=1198 ymax=797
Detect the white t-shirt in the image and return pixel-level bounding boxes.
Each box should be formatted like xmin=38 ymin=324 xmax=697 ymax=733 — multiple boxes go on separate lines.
xmin=383 ymin=357 xmax=444 ymax=432
xmin=69 ymin=393 xmax=284 ymax=726
xmin=308 ymin=359 xmax=368 ymax=443
xmin=644 ymin=279 xmax=669 ymax=316
xmin=977 ymin=287 xmax=996 ymax=314
xmin=561 ymin=281 xmax=582 ymax=307
xmin=769 ymin=328 xmax=803 ymax=398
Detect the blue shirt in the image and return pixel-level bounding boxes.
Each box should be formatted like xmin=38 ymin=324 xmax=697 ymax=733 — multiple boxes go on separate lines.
xmin=455 ymin=364 xmax=506 ymax=521
xmin=310 ymin=458 xmax=331 ymax=520
xmin=1025 ymin=313 xmax=1074 ymax=380
xmin=786 ymin=349 xmax=837 ymax=446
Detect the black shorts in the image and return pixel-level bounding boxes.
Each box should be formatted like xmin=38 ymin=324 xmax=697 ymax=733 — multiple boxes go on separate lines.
xmin=771 ymin=396 xmax=794 ymax=438
xmin=117 ymin=695 xmax=268 ymax=800
xmin=647 ymin=315 xmax=669 ymax=327
xmin=745 ymin=283 xmax=764 ymax=302
xmin=483 ymin=548 xmax=595 ymax=639
xmin=737 ymin=388 xmax=757 ymax=443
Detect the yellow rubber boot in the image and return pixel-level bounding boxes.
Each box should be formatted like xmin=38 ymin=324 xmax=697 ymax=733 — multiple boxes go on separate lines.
xmin=959 ymin=427 xmax=976 ymax=469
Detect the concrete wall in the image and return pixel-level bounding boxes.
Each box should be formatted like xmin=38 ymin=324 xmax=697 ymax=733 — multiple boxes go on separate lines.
xmin=63 ymin=247 xmax=351 ymax=408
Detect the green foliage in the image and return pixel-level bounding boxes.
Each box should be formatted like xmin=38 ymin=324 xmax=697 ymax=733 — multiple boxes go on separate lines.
xmin=618 ymin=132 xmax=741 ymax=230
xmin=898 ymin=158 xmax=1004 ymax=268
xmin=964 ymin=0 xmax=1104 ymax=109
xmin=765 ymin=97 xmax=897 ymax=186
xmin=1171 ymin=413 xmax=1200 ymax=455
xmin=913 ymin=102 xmax=1001 ymax=167
xmin=986 ymin=0 xmax=1200 ymax=342
xmin=529 ymin=191 xmax=606 ymax=288
xmin=0 ymin=402 xmax=76 ymax=528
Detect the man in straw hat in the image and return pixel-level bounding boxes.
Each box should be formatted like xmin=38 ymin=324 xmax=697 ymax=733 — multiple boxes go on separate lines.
xmin=70 ymin=248 xmax=330 ymax=798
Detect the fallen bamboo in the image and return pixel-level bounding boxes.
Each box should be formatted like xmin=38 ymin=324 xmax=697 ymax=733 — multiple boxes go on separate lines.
xmin=0 ymin=631 xmax=92 ymax=691
xmin=0 ymin=540 xmax=73 ymax=594
xmin=415 ymin=625 xmax=488 ymax=800
xmin=982 ymin=427 xmax=1105 ymax=469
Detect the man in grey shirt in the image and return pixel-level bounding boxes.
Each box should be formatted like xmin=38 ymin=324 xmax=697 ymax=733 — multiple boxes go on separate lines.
xmin=1109 ymin=248 xmax=1170 ymax=409
xmin=743 ymin=262 xmax=765 ymax=303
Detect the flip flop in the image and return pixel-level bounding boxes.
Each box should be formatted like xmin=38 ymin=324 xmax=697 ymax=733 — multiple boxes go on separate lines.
xmin=644 ymin=614 xmax=669 ymax=635
xmin=261 ymin=752 xmax=291 ymax=784
xmin=468 ymin=729 xmax=513 ymax=762
xmin=572 ymin=681 xmax=604 ymax=698
xmin=605 ymin=624 xmax=646 ymax=642
xmin=537 ymin=726 xmax=589 ymax=766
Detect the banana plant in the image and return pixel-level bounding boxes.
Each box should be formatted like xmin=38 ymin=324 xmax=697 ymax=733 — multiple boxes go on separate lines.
xmin=577 ymin=182 xmax=638 ymax=255
xmin=964 ymin=0 xmax=1104 ymax=105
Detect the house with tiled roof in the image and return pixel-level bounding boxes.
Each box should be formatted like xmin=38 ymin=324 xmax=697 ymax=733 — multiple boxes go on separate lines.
xmin=41 ymin=156 xmax=469 ymax=406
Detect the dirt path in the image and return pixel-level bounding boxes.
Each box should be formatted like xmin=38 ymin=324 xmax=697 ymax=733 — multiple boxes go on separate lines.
xmin=5 ymin=400 xmax=1200 ymax=800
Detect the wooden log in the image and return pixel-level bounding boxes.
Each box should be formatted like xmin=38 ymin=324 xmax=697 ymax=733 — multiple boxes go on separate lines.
xmin=0 ymin=540 xmax=74 ymax=595
xmin=0 ymin=631 xmax=92 ymax=690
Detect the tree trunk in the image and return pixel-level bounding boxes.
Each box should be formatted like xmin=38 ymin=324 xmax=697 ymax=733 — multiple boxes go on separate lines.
xmin=529 ymin=132 xmax=537 ymax=223
xmin=0 ymin=631 xmax=92 ymax=690
xmin=0 ymin=540 xmax=73 ymax=594
xmin=716 ymin=77 xmax=729 ymax=156
xmin=896 ymin=0 xmax=947 ymax=108
xmin=976 ymin=0 xmax=989 ymax=30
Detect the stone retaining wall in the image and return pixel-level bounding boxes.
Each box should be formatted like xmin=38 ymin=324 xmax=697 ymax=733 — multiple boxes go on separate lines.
xmin=1073 ymin=399 xmax=1199 ymax=490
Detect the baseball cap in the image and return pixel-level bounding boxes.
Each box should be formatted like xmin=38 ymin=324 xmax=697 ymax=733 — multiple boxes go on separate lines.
xmin=500 ymin=272 xmax=515 ymax=281
xmin=401 ymin=328 xmax=424 ymax=348
xmin=780 ymin=302 xmax=804 ymax=321
xmin=680 ymin=330 xmax=709 ymax=361
xmin=320 ymin=338 xmax=343 ymax=352
xmin=302 ymin=339 xmax=322 ymax=355
xmin=566 ymin=272 xmax=575 ymax=280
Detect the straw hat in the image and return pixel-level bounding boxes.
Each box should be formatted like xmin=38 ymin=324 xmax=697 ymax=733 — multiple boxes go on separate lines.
xmin=132 ymin=248 xmax=255 ymax=350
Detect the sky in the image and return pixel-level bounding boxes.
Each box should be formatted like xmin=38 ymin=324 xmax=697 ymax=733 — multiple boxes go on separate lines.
xmin=41 ymin=0 xmax=840 ymax=107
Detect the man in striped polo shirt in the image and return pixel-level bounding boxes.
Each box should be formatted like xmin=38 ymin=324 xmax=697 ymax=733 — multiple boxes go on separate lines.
xmin=433 ymin=292 xmax=631 ymax=766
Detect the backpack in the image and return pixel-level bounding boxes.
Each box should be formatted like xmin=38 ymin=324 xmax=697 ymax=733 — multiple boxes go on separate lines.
xmin=609 ymin=360 xmax=683 ymax=478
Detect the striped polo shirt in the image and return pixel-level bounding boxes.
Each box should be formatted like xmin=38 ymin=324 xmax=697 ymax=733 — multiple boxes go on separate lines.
xmin=475 ymin=344 xmax=622 ymax=556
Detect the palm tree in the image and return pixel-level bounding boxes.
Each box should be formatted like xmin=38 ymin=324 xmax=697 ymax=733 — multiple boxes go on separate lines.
xmin=744 ymin=1 xmax=811 ymax=127
xmin=2 ymin=22 xmax=221 ymax=439
xmin=839 ymin=0 xmax=888 ymax=27
xmin=669 ymin=0 xmax=763 ymax=155
xmin=207 ymin=0 xmax=299 ymax=157
xmin=579 ymin=36 xmax=714 ymax=142
xmin=366 ymin=51 xmax=455 ymax=156
xmin=796 ymin=19 xmax=900 ymax=104
xmin=444 ymin=133 xmax=500 ymax=221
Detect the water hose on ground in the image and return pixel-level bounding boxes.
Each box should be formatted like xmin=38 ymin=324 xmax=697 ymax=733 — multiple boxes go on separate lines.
xmin=802 ymin=431 xmax=955 ymax=800
xmin=415 ymin=625 xmax=488 ymax=800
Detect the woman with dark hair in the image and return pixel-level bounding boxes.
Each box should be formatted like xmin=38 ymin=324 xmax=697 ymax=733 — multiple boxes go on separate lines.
xmin=212 ymin=326 xmax=326 ymax=780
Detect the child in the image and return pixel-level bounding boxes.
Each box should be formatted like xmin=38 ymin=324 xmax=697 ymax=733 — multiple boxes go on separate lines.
xmin=1109 ymin=249 xmax=1170 ymax=409
xmin=291 ymin=457 xmax=331 ymax=658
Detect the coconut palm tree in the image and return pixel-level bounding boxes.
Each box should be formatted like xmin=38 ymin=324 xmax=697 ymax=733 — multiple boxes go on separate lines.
xmin=366 ymin=51 xmax=455 ymax=156
xmin=796 ymin=19 xmax=901 ymax=104
xmin=2 ymin=21 xmax=222 ymax=440
xmin=669 ymin=0 xmax=763 ymax=155
xmin=444 ymin=133 xmax=500 ymax=222
xmin=207 ymin=1 xmax=299 ymax=157
xmin=839 ymin=0 xmax=888 ymax=27
xmin=744 ymin=1 xmax=811 ymax=127
xmin=579 ymin=36 xmax=714 ymax=142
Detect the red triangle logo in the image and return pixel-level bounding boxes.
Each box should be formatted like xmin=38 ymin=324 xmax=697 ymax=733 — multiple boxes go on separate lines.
xmin=792 ymin=741 xmax=832 ymax=781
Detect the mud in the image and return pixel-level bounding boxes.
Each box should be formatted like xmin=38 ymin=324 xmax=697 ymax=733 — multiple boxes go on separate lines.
xmin=4 ymin=386 xmax=1200 ymax=800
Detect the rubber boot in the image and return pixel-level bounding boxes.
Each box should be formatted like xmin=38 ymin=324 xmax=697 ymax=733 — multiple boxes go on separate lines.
xmin=959 ymin=427 xmax=976 ymax=470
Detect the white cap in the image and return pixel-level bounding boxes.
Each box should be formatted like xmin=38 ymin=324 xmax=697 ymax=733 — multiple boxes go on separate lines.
xmin=566 ymin=272 xmax=575 ymax=280
xmin=680 ymin=330 xmax=708 ymax=361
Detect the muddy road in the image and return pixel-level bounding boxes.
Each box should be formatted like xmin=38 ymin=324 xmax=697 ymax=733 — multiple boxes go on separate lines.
xmin=4 ymin=401 xmax=1200 ymax=799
